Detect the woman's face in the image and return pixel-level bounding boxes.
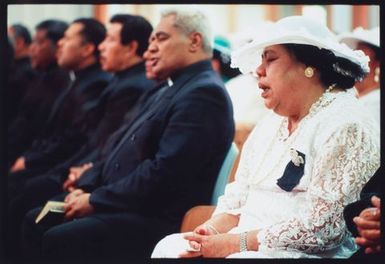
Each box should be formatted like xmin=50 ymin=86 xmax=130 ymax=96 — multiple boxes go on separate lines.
xmin=255 ymin=44 xmax=306 ymax=117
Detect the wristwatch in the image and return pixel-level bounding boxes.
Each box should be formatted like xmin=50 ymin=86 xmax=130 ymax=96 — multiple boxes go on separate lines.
xmin=239 ymin=232 xmax=248 ymax=252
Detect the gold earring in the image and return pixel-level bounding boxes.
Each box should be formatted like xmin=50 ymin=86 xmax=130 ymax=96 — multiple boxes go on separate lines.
xmin=304 ymin=67 xmax=314 ymax=78
xmin=374 ymin=67 xmax=380 ymax=83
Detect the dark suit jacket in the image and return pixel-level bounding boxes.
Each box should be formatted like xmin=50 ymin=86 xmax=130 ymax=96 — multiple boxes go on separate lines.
xmin=88 ymin=62 xmax=155 ymax=150
xmin=22 ymin=63 xmax=112 ymax=173
xmin=6 ymin=57 xmax=38 ymax=122
xmin=7 ymin=63 xmax=70 ymax=165
xmin=46 ymin=62 xmax=155 ymax=184
xmin=78 ymin=60 xmax=235 ymax=224
xmin=344 ymin=168 xmax=382 ymax=237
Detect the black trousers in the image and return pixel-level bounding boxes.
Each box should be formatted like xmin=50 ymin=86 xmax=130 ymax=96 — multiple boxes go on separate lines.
xmin=6 ymin=174 xmax=63 ymax=258
xmin=21 ymin=205 xmax=179 ymax=260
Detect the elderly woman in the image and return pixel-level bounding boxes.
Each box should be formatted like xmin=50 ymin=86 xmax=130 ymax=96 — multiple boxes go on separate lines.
xmin=339 ymin=27 xmax=380 ymax=125
xmin=151 ymin=16 xmax=380 ymax=258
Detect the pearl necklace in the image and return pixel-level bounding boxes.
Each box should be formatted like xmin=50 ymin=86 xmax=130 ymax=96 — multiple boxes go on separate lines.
xmin=250 ymin=85 xmax=338 ymax=186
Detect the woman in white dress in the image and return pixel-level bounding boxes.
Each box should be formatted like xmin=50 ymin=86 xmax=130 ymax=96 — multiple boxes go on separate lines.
xmin=339 ymin=27 xmax=380 ymax=125
xmin=151 ymin=16 xmax=380 ymax=259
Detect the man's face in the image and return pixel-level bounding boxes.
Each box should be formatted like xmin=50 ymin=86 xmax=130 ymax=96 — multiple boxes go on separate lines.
xmin=142 ymin=50 xmax=158 ymax=81
xmin=144 ymin=15 xmax=190 ymax=80
xmin=57 ymin=22 xmax=89 ymax=70
xmin=29 ymin=29 xmax=57 ymax=69
xmin=99 ymin=23 xmax=130 ymax=72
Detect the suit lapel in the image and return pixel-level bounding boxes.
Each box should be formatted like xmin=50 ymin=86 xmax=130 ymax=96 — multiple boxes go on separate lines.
xmin=102 ymin=62 xmax=209 ymax=174
xmin=102 ymin=81 xmax=180 ymax=173
xmin=117 ymin=72 xmax=192 ymax=136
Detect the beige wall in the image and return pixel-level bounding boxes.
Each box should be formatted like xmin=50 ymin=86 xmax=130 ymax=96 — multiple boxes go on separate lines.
xmin=8 ymin=4 xmax=379 ymax=46
xmin=7 ymin=4 xmax=93 ymax=33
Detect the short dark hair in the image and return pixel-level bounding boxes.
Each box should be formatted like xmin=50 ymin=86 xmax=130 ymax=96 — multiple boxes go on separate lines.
xmin=283 ymin=44 xmax=366 ymax=90
xmin=73 ymin=18 xmax=106 ymax=59
xmin=110 ymin=14 xmax=153 ymax=56
xmin=213 ymin=48 xmax=241 ymax=80
xmin=11 ymin=24 xmax=32 ymax=45
xmin=35 ymin=19 xmax=68 ymax=45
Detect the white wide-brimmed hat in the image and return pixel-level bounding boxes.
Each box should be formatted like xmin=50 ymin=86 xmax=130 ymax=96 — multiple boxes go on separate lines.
xmin=231 ymin=16 xmax=369 ymax=75
xmin=338 ymin=27 xmax=380 ymax=49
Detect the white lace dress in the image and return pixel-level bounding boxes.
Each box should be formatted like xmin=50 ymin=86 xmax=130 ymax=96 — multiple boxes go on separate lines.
xmin=152 ymin=91 xmax=380 ymax=258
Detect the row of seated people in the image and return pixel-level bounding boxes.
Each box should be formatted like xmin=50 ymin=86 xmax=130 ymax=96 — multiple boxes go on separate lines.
xmin=5 ymin=8 xmax=381 ymax=260
xmin=6 ymin=9 xmax=234 ymax=260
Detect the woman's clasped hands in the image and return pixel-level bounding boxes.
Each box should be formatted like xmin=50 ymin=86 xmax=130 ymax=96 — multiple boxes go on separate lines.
xmin=180 ymin=223 xmax=240 ymax=258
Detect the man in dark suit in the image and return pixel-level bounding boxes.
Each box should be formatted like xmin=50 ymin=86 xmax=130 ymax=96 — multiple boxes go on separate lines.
xmin=7 ymin=20 xmax=69 ymax=166
xmin=61 ymin=14 xmax=156 ymax=191
xmin=6 ymin=14 xmax=154 ymax=258
xmin=7 ymin=24 xmax=37 ymax=121
xmin=8 ymin=19 xmax=112 ymax=240
xmin=21 ymin=8 xmax=235 ymax=259
xmin=9 ymin=18 xmax=112 ymax=180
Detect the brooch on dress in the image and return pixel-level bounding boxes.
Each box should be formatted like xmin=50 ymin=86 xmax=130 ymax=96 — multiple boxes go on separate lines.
xmin=276 ymin=149 xmax=306 ymax=192
xmin=289 ymin=148 xmax=305 ymax=167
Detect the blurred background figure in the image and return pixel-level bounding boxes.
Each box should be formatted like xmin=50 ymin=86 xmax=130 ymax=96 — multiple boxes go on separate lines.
xmin=7 ymin=24 xmax=37 ymax=122
xmin=225 ymin=73 xmax=268 ymax=153
xmin=211 ymin=36 xmax=241 ymax=83
xmin=8 ymin=24 xmax=32 ymax=63
xmin=7 ymin=20 xmax=70 ymax=167
xmin=9 ymin=18 xmax=111 ymax=178
xmin=225 ymin=24 xmax=272 ymax=153
xmin=5 ymin=20 xmax=70 ymax=257
xmin=339 ymin=27 xmax=380 ymax=125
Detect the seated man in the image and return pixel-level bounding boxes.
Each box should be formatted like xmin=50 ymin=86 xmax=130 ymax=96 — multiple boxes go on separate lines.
xmin=6 ymin=14 xmax=154 ymax=258
xmin=9 ymin=18 xmax=112 ymax=182
xmin=7 ymin=20 xmax=69 ymax=166
xmin=7 ymin=23 xmax=36 ymax=122
xmin=21 ymin=8 xmax=234 ymax=259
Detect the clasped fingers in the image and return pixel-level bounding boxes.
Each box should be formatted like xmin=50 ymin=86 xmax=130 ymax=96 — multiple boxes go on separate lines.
xmin=359 ymin=207 xmax=380 ymax=221
xmin=354 ymin=215 xmax=380 ymax=230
